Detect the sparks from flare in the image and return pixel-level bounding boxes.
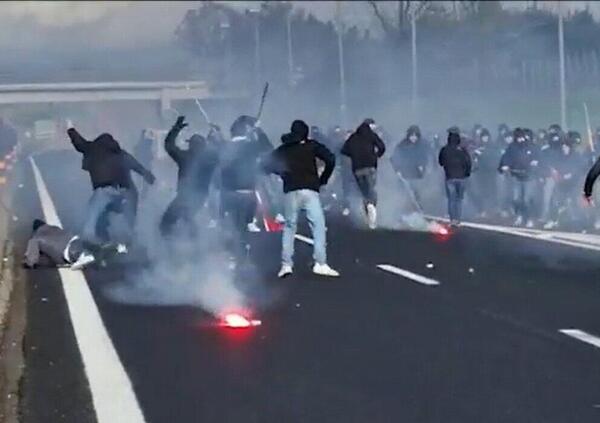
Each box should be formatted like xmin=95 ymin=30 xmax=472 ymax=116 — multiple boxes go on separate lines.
xmin=220 ymin=313 xmax=262 ymax=328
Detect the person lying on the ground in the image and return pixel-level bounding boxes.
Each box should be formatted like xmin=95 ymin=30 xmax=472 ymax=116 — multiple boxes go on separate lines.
xmin=23 ymin=219 xmax=124 ymax=270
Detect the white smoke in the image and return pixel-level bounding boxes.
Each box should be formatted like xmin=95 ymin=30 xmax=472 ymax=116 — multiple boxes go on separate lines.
xmin=2 ymin=1 xmax=130 ymax=27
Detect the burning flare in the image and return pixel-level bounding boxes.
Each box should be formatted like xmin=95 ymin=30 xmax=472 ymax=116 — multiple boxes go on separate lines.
xmin=220 ymin=312 xmax=262 ymax=328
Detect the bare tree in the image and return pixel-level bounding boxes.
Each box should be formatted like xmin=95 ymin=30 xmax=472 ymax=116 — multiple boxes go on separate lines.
xmin=366 ymin=1 xmax=438 ymax=39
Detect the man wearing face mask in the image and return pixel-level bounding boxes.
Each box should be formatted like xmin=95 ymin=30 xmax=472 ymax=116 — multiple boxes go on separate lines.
xmin=220 ymin=115 xmax=273 ymax=258
xmin=539 ymin=130 xmax=565 ymax=228
xmin=390 ymin=125 xmax=429 ymax=216
xmin=341 ymin=118 xmax=386 ymax=229
xmin=159 ymin=116 xmax=220 ymax=237
xmin=469 ymin=128 xmax=499 ymax=217
xmin=498 ymin=128 xmax=539 ymax=227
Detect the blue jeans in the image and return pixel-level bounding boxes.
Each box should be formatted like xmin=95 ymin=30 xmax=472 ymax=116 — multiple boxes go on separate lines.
xmin=445 ymin=179 xmax=466 ymax=222
xmin=512 ymin=179 xmax=536 ymax=220
xmin=82 ymin=186 xmax=127 ymax=244
xmin=282 ymin=189 xmax=327 ymax=267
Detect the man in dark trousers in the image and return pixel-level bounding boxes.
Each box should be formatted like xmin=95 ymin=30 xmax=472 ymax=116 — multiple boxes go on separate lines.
xmin=160 ymin=116 xmax=220 ymax=237
xmin=220 ymin=115 xmax=272 ymax=259
xmin=341 ymin=118 xmax=386 ymax=229
xmin=262 ymin=119 xmax=339 ymax=278
xmin=498 ymin=127 xmax=540 ymax=227
xmin=68 ymin=123 xmax=155 ymax=245
xmin=390 ymin=125 xmax=430 ymax=217
xmin=438 ymin=128 xmax=472 ymax=226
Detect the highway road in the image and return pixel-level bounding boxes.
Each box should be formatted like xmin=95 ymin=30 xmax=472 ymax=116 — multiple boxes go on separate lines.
xmin=14 ymin=150 xmax=600 ymax=423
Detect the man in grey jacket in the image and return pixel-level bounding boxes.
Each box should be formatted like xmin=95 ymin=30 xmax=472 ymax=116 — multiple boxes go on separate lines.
xmin=23 ymin=219 xmax=123 ymax=270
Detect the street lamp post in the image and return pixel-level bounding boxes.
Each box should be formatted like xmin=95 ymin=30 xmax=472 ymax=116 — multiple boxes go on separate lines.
xmin=558 ymin=5 xmax=567 ymax=129
xmin=411 ymin=12 xmax=418 ymax=115
xmin=249 ymin=9 xmax=262 ymax=88
xmin=287 ymin=12 xmax=294 ymax=87
xmin=336 ymin=1 xmax=347 ymax=128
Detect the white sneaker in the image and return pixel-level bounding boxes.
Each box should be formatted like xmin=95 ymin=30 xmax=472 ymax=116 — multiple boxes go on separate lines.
xmin=366 ymin=204 xmax=377 ymax=229
xmin=514 ymin=216 xmax=523 ymax=226
xmin=312 ymin=263 xmax=340 ymax=277
xmin=275 ymin=213 xmax=285 ymax=223
xmin=247 ymin=219 xmax=261 ymax=232
xmin=70 ymin=253 xmax=95 ymax=270
xmin=116 ymin=243 xmax=128 ymax=254
xmin=277 ymin=264 xmax=293 ymax=278
xmin=525 ymin=220 xmax=534 ymax=228
xmin=342 ymin=208 xmax=350 ymax=217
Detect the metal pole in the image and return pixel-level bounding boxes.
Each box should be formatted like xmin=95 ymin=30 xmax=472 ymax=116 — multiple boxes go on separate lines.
xmin=411 ymin=13 xmax=418 ymax=114
xmin=336 ymin=1 xmax=347 ymax=128
xmin=558 ymin=5 xmax=567 ymax=129
xmin=287 ymin=12 xmax=294 ymax=86
xmin=254 ymin=12 xmax=261 ymax=88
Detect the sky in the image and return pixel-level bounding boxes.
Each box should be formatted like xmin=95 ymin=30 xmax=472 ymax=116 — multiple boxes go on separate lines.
xmin=0 ymin=1 xmax=597 ymax=52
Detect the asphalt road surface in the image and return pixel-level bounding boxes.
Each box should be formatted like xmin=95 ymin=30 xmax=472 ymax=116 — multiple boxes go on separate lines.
xmin=14 ymin=150 xmax=600 ymax=423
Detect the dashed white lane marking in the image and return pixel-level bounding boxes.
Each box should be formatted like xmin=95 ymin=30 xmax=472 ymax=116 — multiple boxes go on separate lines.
xmin=376 ymin=264 xmax=440 ymax=286
xmin=559 ymin=329 xmax=600 ymax=349
xmin=30 ymin=158 xmax=146 ymax=423
xmin=424 ymin=215 xmax=600 ymax=252
xmin=295 ymin=234 xmax=314 ymax=245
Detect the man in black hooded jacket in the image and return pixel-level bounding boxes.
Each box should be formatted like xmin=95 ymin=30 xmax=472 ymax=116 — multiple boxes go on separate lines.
xmin=262 ymin=119 xmax=339 ymax=278
xmin=391 ymin=125 xmax=430 ymax=215
xmin=438 ymin=129 xmax=472 ymax=226
xmin=68 ymin=124 xmax=155 ymax=244
xmin=220 ymin=115 xmax=272 ymax=258
xmin=159 ymin=116 xmax=220 ymax=236
xmin=341 ymin=118 xmax=386 ymax=229
xmin=498 ymin=127 xmax=540 ymax=227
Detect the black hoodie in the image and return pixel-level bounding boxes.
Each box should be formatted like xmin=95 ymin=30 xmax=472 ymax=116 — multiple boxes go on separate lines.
xmin=220 ymin=116 xmax=273 ymax=191
xmin=390 ymin=126 xmax=429 ymax=179
xmin=341 ymin=122 xmax=386 ymax=171
xmin=164 ymin=125 xmax=219 ymax=195
xmin=69 ymin=128 xmax=125 ymax=189
xmin=262 ymin=120 xmax=335 ymax=193
xmin=438 ymin=133 xmax=472 ymax=180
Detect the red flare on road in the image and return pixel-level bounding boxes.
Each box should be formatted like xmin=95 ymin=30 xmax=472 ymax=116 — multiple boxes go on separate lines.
xmin=220 ymin=313 xmax=262 ymax=328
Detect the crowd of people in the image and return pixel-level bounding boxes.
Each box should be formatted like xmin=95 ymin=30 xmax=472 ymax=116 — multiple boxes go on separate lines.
xmin=22 ymin=111 xmax=600 ymax=278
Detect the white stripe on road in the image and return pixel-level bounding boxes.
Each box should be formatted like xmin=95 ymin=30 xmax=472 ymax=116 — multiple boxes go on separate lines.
xmin=559 ymin=329 xmax=600 ymax=349
xmin=295 ymin=234 xmax=314 ymax=245
xmin=424 ymin=215 xmax=600 ymax=252
xmin=30 ymin=158 xmax=146 ymax=423
xmin=376 ymin=264 xmax=440 ymax=286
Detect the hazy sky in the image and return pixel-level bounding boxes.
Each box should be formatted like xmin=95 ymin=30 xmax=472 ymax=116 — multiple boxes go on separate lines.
xmin=0 ymin=1 xmax=597 ymax=51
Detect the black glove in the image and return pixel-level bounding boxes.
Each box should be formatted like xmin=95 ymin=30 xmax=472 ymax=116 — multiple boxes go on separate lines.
xmin=145 ymin=172 xmax=156 ymax=185
xmin=174 ymin=116 xmax=188 ymax=131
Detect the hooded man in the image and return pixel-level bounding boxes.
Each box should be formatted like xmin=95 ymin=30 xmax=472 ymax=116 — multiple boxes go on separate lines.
xmin=262 ymin=119 xmax=338 ymax=278
xmin=438 ymin=128 xmax=472 ymax=226
xmin=498 ymin=128 xmax=539 ymax=227
xmin=68 ymin=124 xmax=155 ymax=245
xmin=341 ymin=118 xmax=386 ymax=229
xmin=390 ymin=125 xmax=430 ymax=217
xmin=23 ymin=219 xmax=123 ymax=270
xmin=160 ymin=116 xmax=220 ymax=236
xmin=220 ymin=115 xmax=272 ymax=258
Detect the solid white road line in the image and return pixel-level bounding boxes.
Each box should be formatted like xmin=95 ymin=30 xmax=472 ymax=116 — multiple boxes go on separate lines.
xmin=559 ymin=329 xmax=600 ymax=349
xmin=295 ymin=234 xmax=314 ymax=245
xmin=30 ymin=158 xmax=146 ymax=423
xmin=376 ymin=264 xmax=440 ymax=286
xmin=424 ymin=215 xmax=600 ymax=252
